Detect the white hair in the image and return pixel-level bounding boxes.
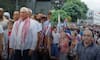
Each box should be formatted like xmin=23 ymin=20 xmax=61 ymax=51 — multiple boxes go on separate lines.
xmin=3 ymin=12 xmax=11 ymax=20
xmin=20 ymin=7 xmax=29 ymax=13
xmin=28 ymin=8 xmax=32 ymax=14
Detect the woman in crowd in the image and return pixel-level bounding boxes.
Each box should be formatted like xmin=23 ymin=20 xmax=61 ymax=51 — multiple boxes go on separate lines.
xmin=3 ymin=20 xmax=14 ymax=60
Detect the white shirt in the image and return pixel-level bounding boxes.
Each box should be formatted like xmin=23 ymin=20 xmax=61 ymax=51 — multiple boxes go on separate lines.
xmin=33 ymin=19 xmax=42 ymax=32
xmin=16 ymin=21 xmax=24 ymax=50
xmin=52 ymin=31 xmax=60 ymax=44
xmin=10 ymin=19 xmax=38 ymax=50
xmin=0 ymin=25 xmax=3 ymax=33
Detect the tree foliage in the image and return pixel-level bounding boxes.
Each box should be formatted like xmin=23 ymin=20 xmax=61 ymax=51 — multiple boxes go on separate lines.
xmin=50 ymin=10 xmax=69 ymax=25
xmin=51 ymin=10 xmax=68 ymax=22
xmin=62 ymin=0 xmax=88 ymax=22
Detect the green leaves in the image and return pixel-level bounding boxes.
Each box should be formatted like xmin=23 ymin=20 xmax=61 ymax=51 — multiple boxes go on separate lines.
xmin=50 ymin=10 xmax=68 ymax=23
xmin=51 ymin=0 xmax=88 ymax=22
xmin=62 ymin=0 xmax=88 ymax=22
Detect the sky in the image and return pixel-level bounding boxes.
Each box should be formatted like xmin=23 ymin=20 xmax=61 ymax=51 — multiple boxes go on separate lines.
xmin=81 ymin=0 xmax=100 ymax=12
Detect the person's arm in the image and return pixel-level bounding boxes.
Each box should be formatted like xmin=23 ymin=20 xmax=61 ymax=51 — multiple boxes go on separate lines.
xmin=36 ymin=23 xmax=42 ymax=49
xmin=0 ymin=25 xmax=3 ymax=53
xmin=36 ymin=32 xmax=41 ymax=49
xmin=0 ymin=34 xmax=3 ymax=56
xmin=29 ymin=24 xmax=38 ymax=56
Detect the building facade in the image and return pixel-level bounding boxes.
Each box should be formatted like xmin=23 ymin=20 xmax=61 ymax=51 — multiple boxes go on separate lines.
xmin=18 ymin=0 xmax=52 ymax=14
xmin=0 ymin=0 xmax=52 ymax=14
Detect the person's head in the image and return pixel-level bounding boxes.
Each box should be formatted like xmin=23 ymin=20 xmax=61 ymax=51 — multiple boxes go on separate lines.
xmin=36 ymin=13 xmax=43 ymax=20
xmin=13 ymin=11 xmax=20 ymax=21
xmin=20 ymin=7 xmax=29 ymax=20
xmin=53 ymin=26 xmax=57 ymax=32
xmin=47 ymin=11 xmax=52 ymax=20
xmin=7 ymin=20 xmax=14 ymax=30
xmin=70 ymin=40 xmax=78 ymax=49
xmin=82 ymin=29 xmax=93 ymax=43
xmin=33 ymin=13 xmax=42 ymax=22
xmin=72 ymin=31 xmax=77 ymax=40
xmin=0 ymin=8 xmax=4 ymax=18
xmin=28 ymin=8 xmax=32 ymax=18
xmin=35 ymin=13 xmax=46 ymax=23
xmin=3 ymin=12 xmax=11 ymax=20
xmin=41 ymin=15 xmax=47 ymax=22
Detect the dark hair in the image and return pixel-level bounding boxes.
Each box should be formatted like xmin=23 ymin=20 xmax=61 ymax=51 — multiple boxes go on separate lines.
xmin=52 ymin=26 xmax=56 ymax=30
xmin=98 ymin=32 xmax=100 ymax=37
xmin=48 ymin=11 xmax=52 ymax=15
xmin=8 ymin=20 xmax=14 ymax=25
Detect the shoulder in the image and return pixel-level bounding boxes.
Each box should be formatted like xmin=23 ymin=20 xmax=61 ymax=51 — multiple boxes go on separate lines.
xmin=92 ymin=44 xmax=100 ymax=55
xmin=29 ymin=20 xmax=37 ymax=30
xmin=13 ymin=20 xmax=19 ymax=27
xmin=3 ymin=18 xmax=9 ymax=22
xmin=30 ymin=19 xmax=37 ymax=26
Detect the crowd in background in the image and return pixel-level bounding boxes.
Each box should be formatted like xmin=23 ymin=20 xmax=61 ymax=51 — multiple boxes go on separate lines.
xmin=0 ymin=7 xmax=100 ymax=60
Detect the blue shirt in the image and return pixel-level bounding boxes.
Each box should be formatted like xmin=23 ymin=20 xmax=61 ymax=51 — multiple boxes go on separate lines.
xmin=76 ymin=41 xmax=100 ymax=60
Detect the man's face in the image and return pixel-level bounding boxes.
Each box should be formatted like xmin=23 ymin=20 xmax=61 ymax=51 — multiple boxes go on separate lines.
xmin=36 ymin=14 xmax=43 ymax=20
xmin=82 ymin=31 xmax=93 ymax=43
xmin=13 ymin=11 xmax=19 ymax=21
xmin=20 ymin=11 xmax=28 ymax=20
xmin=8 ymin=22 xmax=13 ymax=30
xmin=0 ymin=10 xmax=3 ymax=18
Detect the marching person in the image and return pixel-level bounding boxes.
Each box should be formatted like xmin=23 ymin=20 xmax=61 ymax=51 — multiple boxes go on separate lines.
xmin=51 ymin=26 xmax=60 ymax=60
xmin=59 ymin=28 xmax=69 ymax=60
xmin=9 ymin=7 xmax=38 ymax=60
xmin=3 ymin=20 xmax=14 ymax=60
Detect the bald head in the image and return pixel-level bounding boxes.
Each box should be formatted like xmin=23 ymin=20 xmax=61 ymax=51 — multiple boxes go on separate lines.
xmin=83 ymin=30 xmax=93 ymax=37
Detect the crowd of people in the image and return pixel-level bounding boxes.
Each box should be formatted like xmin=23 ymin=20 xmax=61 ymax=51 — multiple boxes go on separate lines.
xmin=0 ymin=7 xmax=100 ymax=60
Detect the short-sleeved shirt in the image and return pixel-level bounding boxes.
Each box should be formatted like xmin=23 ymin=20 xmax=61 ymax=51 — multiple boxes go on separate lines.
xmin=76 ymin=41 xmax=100 ymax=60
xmin=33 ymin=19 xmax=42 ymax=32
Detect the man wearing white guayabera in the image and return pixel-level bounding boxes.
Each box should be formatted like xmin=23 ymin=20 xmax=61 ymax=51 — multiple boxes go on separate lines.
xmin=9 ymin=7 xmax=38 ymax=60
